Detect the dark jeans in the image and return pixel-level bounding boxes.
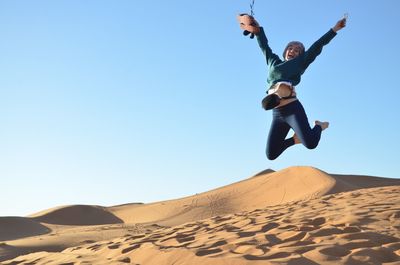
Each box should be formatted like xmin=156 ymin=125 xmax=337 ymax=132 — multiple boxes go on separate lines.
xmin=266 ymin=100 xmax=322 ymax=160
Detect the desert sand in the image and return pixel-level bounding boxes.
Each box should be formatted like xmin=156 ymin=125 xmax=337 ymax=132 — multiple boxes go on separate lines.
xmin=1 ymin=166 xmax=400 ymax=264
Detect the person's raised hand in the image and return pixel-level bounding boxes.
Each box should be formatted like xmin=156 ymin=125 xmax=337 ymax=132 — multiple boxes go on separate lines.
xmin=237 ymin=14 xmax=260 ymax=38
xmin=333 ymin=14 xmax=348 ymax=32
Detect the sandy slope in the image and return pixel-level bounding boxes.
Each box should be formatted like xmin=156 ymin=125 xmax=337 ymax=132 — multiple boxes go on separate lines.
xmin=1 ymin=166 xmax=399 ymax=264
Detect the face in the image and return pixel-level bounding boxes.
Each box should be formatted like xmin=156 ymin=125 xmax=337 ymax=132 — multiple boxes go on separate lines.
xmin=285 ymin=44 xmax=303 ymax=60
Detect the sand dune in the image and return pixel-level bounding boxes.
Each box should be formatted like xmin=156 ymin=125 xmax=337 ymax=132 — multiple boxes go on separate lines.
xmin=1 ymin=166 xmax=400 ymax=264
xmin=0 ymin=217 xmax=50 ymax=241
xmin=108 ymin=166 xmax=400 ymax=226
xmin=30 ymin=205 xmax=123 ymax=226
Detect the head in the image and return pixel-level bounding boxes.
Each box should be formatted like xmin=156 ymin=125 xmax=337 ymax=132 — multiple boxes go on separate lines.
xmin=283 ymin=41 xmax=305 ymax=61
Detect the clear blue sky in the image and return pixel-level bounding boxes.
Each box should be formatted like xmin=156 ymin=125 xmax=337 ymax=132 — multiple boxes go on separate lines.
xmin=1 ymin=1 xmax=399 ymax=217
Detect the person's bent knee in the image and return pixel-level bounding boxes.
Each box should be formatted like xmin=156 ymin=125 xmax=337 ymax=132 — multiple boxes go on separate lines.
xmin=303 ymin=141 xmax=318 ymax=150
xmin=266 ymin=151 xmax=279 ymax=160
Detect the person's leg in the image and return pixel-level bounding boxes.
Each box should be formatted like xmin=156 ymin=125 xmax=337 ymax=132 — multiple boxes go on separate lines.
xmin=266 ymin=115 xmax=293 ymax=160
xmin=286 ymin=102 xmax=323 ymax=149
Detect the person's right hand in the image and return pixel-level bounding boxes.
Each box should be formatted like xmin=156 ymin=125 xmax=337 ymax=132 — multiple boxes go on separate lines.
xmin=238 ymin=14 xmax=260 ymax=34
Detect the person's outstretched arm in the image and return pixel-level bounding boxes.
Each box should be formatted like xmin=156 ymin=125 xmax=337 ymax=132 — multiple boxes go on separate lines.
xmin=249 ymin=17 xmax=281 ymax=66
xmin=304 ymin=16 xmax=347 ymax=67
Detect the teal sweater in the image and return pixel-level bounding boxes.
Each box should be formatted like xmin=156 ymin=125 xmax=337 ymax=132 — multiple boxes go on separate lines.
xmin=256 ymin=27 xmax=337 ymax=88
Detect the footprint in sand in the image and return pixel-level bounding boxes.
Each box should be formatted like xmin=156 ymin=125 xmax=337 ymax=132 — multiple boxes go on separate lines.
xmin=243 ymin=251 xmax=291 ymax=260
xmin=176 ymin=235 xmax=195 ymax=243
xmin=212 ymin=216 xmax=232 ymax=224
xmin=260 ymin=222 xmax=279 ymax=232
xmin=107 ymin=243 xmax=121 ymax=249
xmin=223 ymin=224 xmax=240 ymax=232
xmin=237 ymin=231 xmax=257 ymax=238
xmin=310 ymin=217 xmax=326 ymax=227
xmin=277 ymin=231 xmax=307 ymax=243
xmin=298 ymin=225 xmax=315 ymax=232
xmin=318 ymin=246 xmax=351 ymax=257
xmin=124 ymin=234 xmax=145 ymax=241
xmin=117 ymin=257 xmax=131 ymax=263
xmin=309 ymin=226 xmax=343 ymax=237
xmin=195 ymin=248 xmax=223 ymax=256
xmin=193 ymin=240 xmax=228 ymax=256
xmin=208 ymin=240 xmax=227 ymax=248
xmin=264 ymin=234 xmax=281 ymax=245
xmin=232 ymin=245 xmax=265 ymax=256
xmin=158 ymin=232 xmax=196 ymax=246
xmin=121 ymin=244 xmax=141 ymax=254
xmin=87 ymin=244 xmax=102 ymax=251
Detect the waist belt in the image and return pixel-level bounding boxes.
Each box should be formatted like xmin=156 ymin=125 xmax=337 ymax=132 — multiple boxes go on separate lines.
xmin=267 ymin=81 xmax=296 ymax=100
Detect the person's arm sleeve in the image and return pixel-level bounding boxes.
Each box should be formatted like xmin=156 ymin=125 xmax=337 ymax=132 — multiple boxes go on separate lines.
xmin=256 ymin=27 xmax=281 ymax=65
xmin=303 ymin=29 xmax=337 ymax=67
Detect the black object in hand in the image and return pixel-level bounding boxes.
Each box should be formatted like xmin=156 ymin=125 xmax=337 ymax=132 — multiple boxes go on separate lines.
xmin=243 ymin=30 xmax=255 ymax=39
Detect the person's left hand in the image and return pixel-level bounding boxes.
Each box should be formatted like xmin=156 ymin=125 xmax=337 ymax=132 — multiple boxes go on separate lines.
xmin=333 ymin=15 xmax=347 ymax=32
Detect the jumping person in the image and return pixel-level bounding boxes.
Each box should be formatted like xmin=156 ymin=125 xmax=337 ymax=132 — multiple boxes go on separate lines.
xmin=239 ymin=15 xmax=347 ymax=160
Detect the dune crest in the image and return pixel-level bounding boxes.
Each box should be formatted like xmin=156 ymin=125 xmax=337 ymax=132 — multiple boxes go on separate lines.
xmin=30 ymin=205 xmax=123 ymax=225
xmin=108 ymin=166 xmax=398 ymax=227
